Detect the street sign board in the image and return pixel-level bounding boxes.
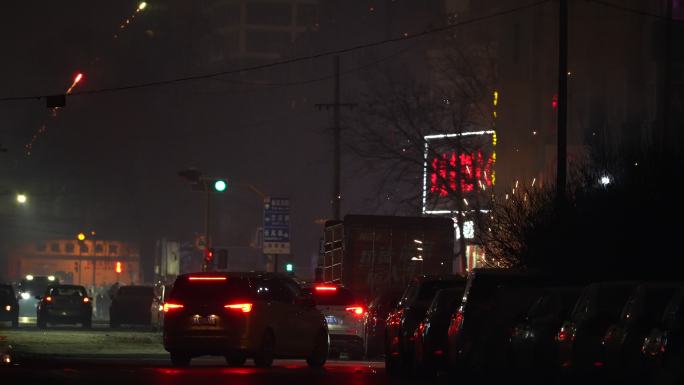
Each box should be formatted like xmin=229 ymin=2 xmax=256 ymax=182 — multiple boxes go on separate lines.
xmin=263 ymin=197 xmax=290 ymax=254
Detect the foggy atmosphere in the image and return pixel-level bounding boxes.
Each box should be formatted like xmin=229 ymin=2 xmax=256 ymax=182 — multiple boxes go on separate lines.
xmin=1 ymin=0 xmax=683 ymax=384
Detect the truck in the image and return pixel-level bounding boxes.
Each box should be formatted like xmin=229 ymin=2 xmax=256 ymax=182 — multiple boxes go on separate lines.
xmin=318 ymin=215 xmax=456 ymax=300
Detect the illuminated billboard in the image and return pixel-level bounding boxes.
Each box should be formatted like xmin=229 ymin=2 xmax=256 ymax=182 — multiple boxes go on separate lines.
xmin=422 ymin=130 xmax=497 ymax=214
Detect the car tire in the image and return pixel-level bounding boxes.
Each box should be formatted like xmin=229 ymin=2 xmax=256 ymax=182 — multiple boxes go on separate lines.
xmin=225 ymin=353 xmax=247 ymax=367
xmin=82 ymin=317 xmax=92 ymax=329
xmin=253 ymin=331 xmax=275 ymax=368
xmin=170 ymin=352 xmax=191 ymax=367
xmin=306 ymin=330 xmax=328 ymax=368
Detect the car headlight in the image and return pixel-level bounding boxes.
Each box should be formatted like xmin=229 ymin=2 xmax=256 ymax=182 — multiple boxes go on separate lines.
xmin=20 ymin=292 xmax=31 ymax=300
xmin=1 ymin=353 xmax=12 ymax=365
xmin=4 ymin=305 xmax=10 ymax=312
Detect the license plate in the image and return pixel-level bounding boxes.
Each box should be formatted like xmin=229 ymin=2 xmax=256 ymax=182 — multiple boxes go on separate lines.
xmin=192 ymin=316 xmax=217 ymax=326
xmin=325 ymin=316 xmax=339 ymax=325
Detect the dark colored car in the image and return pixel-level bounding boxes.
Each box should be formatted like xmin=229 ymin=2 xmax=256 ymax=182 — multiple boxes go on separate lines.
xmin=385 ymin=275 xmax=465 ymax=376
xmin=508 ymin=286 xmax=582 ymax=383
xmin=17 ymin=275 xmax=59 ymax=317
xmin=602 ymin=283 xmax=680 ymax=382
xmin=413 ymin=287 xmax=464 ymax=376
xmin=109 ymin=285 xmax=156 ymax=328
xmin=556 ymin=281 xmax=637 ymax=379
xmin=163 ymin=272 xmax=328 ymax=367
xmin=364 ymin=289 xmax=403 ymax=359
xmin=36 ymin=285 xmax=92 ymax=329
xmin=0 ymin=284 xmax=20 ymax=328
xmin=446 ymin=268 xmax=543 ymax=377
xmin=641 ymin=287 xmax=684 ymax=385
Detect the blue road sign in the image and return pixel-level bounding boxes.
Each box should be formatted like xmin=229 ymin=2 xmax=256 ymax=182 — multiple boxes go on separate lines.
xmin=263 ymin=197 xmax=290 ymax=254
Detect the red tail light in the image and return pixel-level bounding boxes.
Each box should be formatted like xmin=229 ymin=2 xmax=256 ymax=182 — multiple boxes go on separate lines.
xmin=188 ymin=276 xmax=227 ymax=281
xmin=345 ymin=306 xmax=365 ymax=316
xmin=225 ymin=303 xmax=253 ymax=313
xmin=163 ymin=302 xmax=184 ymax=312
xmin=453 ymin=311 xmax=464 ymax=332
xmin=315 ymin=286 xmax=337 ymax=292
xmin=557 ymin=330 xmax=568 ymax=342
xmin=45 ymin=296 xmax=53 ymax=303
xmin=83 ymin=297 xmax=90 ymax=303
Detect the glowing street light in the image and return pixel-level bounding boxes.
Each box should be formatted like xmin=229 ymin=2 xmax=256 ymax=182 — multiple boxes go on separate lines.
xmin=77 ymin=232 xmax=86 ymax=241
xmin=16 ymin=194 xmax=27 ymax=204
xmin=138 ymin=2 xmax=147 ymax=11
xmin=599 ymin=175 xmax=612 ymax=186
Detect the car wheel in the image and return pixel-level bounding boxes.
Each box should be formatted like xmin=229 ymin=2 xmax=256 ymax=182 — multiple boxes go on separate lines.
xmin=225 ymin=353 xmax=247 ymax=367
xmin=253 ymin=331 xmax=275 ymax=368
xmin=169 ymin=352 xmax=191 ymax=367
xmin=82 ymin=317 xmax=92 ymax=329
xmin=306 ymin=330 xmax=328 ymax=368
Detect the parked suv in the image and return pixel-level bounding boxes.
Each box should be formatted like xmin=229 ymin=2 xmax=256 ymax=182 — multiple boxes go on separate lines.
xmin=163 ymin=272 xmax=328 ymax=367
xmin=556 ymin=281 xmax=637 ymax=378
xmin=413 ymin=287 xmax=464 ymax=376
xmin=0 ymin=284 xmax=19 ymax=328
xmin=364 ymin=289 xmax=403 ymax=359
xmin=109 ymin=285 xmax=156 ymax=328
xmin=309 ymin=285 xmax=366 ymax=360
xmin=385 ymin=275 xmax=465 ymax=375
xmin=36 ymin=285 xmax=92 ymax=328
xmin=642 ymin=288 xmax=684 ymax=384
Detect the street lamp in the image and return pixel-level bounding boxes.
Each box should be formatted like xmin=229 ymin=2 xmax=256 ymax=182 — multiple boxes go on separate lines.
xmin=16 ymin=194 xmax=27 ymax=204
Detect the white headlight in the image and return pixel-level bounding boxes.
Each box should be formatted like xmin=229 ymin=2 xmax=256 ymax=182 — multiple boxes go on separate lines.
xmin=4 ymin=305 xmax=10 ymax=311
xmin=48 ymin=275 xmax=55 ymax=281
xmin=26 ymin=275 xmax=34 ymax=281
xmin=21 ymin=292 xmax=31 ymax=300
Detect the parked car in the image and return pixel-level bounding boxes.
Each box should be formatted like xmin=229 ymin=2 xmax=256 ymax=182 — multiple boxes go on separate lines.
xmin=446 ymin=268 xmax=543 ymax=378
xmin=163 ymin=272 xmax=328 ymax=367
xmin=109 ymin=285 xmax=156 ymax=328
xmin=0 ymin=284 xmax=20 ymax=328
xmin=385 ymin=275 xmax=465 ymax=376
xmin=602 ymin=282 xmax=680 ymax=382
xmin=642 ymin=288 xmax=684 ymax=385
xmin=364 ymin=289 xmax=403 ymax=359
xmin=308 ymin=284 xmax=366 ymax=360
xmin=556 ymin=281 xmax=638 ymax=379
xmin=36 ymin=284 xmax=92 ymax=329
xmin=508 ymin=286 xmax=582 ymax=383
xmin=413 ymin=287 xmax=464 ymax=377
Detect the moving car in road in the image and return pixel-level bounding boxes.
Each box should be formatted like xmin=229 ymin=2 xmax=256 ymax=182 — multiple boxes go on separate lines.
xmin=413 ymin=287 xmax=464 ymax=377
xmin=446 ymin=268 xmax=542 ymax=378
xmin=385 ymin=275 xmax=465 ymax=376
xmin=602 ymin=283 xmax=680 ymax=382
xmin=16 ymin=275 xmax=59 ymax=317
xmin=364 ymin=288 xmax=403 ymax=359
xmin=309 ymin=284 xmax=366 ymax=360
xmin=642 ymin=288 xmax=684 ymax=385
xmin=109 ymin=285 xmax=156 ymax=328
xmin=0 ymin=284 xmax=20 ymax=328
xmin=556 ymin=281 xmax=637 ymax=379
xmin=508 ymin=286 xmax=582 ymax=384
xmin=163 ymin=272 xmax=329 ymax=367
xmin=36 ymin=284 xmax=92 ymax=329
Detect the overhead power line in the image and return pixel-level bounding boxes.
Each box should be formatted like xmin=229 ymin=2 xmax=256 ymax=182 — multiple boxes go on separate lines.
xmin=0 ymin=0 xmax=551 ymax=103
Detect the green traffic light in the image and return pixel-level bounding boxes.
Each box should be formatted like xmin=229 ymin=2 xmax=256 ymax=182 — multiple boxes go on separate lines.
xmin=214 ymin=179 xmax=227 ymax=192
xmin=285 ymin=263 xmax=293 ymax=272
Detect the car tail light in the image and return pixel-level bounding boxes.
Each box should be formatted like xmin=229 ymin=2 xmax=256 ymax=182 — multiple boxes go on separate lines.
xmin=188 ymin=276 xmax=227 ymax=281
xmin=224 ymin=303 xmax=253 ymax=313
xmin=453 ymin=311 xmax=464 ymax=332
xmin=345 ymin=306 xmax=365 ymax=316
xmin=315 ymin=286 xmax=337 ymax=292
xmin=45 ymin=296 xmax=53 ymax=303
xmin=83 ymin=297 xmax=90 ymax=303
xmin=163 ymin=302 xmax=184 ymax=312
xmin=557 ymin=322 xmax=575 ymax=342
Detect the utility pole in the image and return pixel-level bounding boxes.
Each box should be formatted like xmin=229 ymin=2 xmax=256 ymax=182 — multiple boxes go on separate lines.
xmin=663 ymin=0 xmax=673 ymax=153
xmin=557 ymin=0 xmax=568 ymax=202
xmin=315 ymin=56 xmax=356 ymax=220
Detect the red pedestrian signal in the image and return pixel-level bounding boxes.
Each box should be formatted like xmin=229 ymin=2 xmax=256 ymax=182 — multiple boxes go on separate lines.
xmin=204 ymin=248 xmax=215 ymax=263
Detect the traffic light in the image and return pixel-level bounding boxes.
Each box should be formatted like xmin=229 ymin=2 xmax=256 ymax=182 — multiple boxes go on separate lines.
xmin=204 ymin=247 xmax=215 ymax=264
xmin=285 ymin=263 xmax=294 ymax=273
xmin=212 ymin=179 xmax=227 ymax=192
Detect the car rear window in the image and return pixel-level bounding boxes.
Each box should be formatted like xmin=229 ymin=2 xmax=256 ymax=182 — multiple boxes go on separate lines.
xmin=169 ymin=277 xmax=253 ymax=302
xmin=49 ymin=286 xmax=87 ymax=297
xmin=117 ymin=286 xmax=154 ymax=297
xmin=312 ymin=287 xmax=357 ymax=306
